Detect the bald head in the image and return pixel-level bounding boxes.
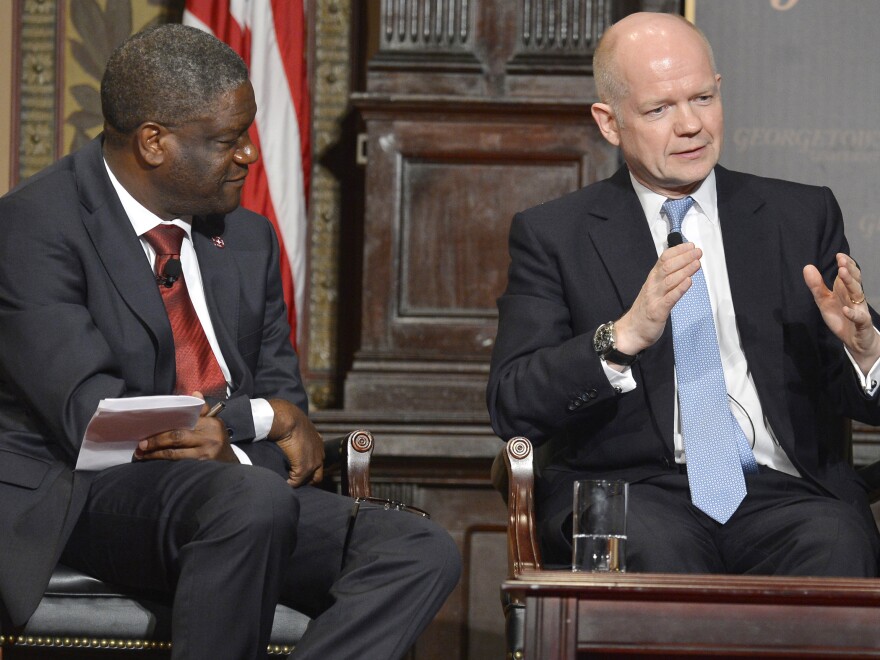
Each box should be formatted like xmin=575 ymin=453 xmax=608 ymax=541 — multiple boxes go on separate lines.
xmin=589 ymin=12 xmax=724 ymax=197
xmin=594 ymin=13 xmax=716 ymax=116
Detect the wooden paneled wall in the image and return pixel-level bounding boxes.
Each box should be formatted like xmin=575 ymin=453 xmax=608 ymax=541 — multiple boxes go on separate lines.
xmin=315 ymin=1 xmax=679 ymax=657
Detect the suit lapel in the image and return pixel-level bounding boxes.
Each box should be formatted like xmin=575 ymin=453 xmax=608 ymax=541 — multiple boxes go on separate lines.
xmin=192 ymin=216 xmax=244 ymax=389
xmin=74 ymin=139 xmax=176 ymax=389
xmin=588 ymin=170 xmax=658 ymax=308
xmin=588 ymin=168 xmax=676 ymax=452
xmin=716 ymin=166 xmax=795 ymax=452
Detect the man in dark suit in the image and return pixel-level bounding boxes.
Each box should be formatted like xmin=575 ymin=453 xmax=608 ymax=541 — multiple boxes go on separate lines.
xmin=487 ymin=12 xmax=880 ymax=576
xmin=0 ymin=24 xmax=460 ymax=659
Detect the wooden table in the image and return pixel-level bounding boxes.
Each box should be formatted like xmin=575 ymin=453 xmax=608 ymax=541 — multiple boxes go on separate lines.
xmin=502 ymin=570 xmax=880 ymax=658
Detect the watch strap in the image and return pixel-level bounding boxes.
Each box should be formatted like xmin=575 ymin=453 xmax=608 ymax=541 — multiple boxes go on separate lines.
xmin=601 ymin=346 xmax=639 ymax=367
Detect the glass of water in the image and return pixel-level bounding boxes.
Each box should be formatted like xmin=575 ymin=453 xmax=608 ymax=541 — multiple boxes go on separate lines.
xmin=572 ymin=479 xmax=628 ymax=572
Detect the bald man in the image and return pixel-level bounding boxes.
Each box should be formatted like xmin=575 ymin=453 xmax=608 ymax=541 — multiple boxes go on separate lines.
xmin=488 ymin=12 xmax=880 ymax=576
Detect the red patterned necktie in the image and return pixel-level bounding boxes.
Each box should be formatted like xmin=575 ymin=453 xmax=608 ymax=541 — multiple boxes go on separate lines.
xmin=142 ymin=224 xmax=227 ymax=399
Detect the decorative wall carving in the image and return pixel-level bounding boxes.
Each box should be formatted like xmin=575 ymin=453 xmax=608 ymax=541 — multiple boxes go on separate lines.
xmin=305 ymin=0 xmax=355 ymax=409
xmin=381 ymin=0 xmax=471 ymax=47
xmin=13 ymin=0 xmax=181 ymax=182
xmin=517 ymin=0 xmax=611 ymax=50
xmin=15 ymin=0 xmax=59 ymax=181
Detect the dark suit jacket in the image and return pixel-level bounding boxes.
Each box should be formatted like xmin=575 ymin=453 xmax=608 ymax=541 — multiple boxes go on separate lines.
xmin=487 ymin=165 xmax=880 ymax=540
xmin=0 ymin=137 xmax=306 ymax=626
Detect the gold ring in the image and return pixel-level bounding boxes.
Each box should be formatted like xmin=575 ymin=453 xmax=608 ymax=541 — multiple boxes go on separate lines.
xmin=850 ymin=290 xmax=866 ymax=305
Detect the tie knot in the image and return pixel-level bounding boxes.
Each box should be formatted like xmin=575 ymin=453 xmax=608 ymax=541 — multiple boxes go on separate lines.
xmin=143 ymin=224 xmax=186 ymax=256
xmin=663 ymin=196 xmax=695 ymax=233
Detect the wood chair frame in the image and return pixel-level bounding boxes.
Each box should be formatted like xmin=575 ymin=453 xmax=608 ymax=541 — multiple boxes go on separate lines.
xmin=495 ymin=436 xmax=880 ymax=659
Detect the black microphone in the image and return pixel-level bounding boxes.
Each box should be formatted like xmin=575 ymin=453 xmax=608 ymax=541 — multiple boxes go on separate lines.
xmin=667 ymin=231 xmax=684 ymax=247
xmin=158 ymin=258 xmax=182 ymax=287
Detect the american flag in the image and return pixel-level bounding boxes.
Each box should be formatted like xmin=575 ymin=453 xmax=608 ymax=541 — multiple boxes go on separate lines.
xmin=184 ymin=0 xmax=310 ymax=350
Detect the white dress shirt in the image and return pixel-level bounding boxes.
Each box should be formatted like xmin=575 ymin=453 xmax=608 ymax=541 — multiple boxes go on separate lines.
xmin=102 ymin=161 xmax=274 ymax=464
xmin=602 ymin=170 xmax=880 ymax=475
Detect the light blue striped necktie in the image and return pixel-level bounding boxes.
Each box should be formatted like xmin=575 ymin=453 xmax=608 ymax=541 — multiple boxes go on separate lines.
xmin=665 ymin=196 xmax=758 ymax=524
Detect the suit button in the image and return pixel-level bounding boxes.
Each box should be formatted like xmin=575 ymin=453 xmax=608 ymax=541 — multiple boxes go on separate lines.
xmin=226 ymin=428 xmax=234 ymax=438
xmin=587 ymin=389 xmax=598 ymax=399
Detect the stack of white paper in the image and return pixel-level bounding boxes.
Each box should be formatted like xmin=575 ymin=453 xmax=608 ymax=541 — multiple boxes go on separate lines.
xmin=75 ymin=395 xmax=204 ymax=471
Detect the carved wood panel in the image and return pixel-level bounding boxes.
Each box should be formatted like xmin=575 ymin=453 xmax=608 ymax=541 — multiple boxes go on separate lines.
xmin=338 ymin=3 xmax=677 ymax=657
xmin=345 ymin=100 xmax=616 ymax=411
xmin=371 ymin=115 xmax=596 ymax=355
xmin=380 ymin=0 xmax=473 ymax=52
xmin=513 ymin=0 xmax=612 ymax=56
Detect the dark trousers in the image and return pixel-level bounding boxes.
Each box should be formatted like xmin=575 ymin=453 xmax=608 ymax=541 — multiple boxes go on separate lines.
xmin=61 ymin=458 xmax=461 ymax=660
xmin=539 ymin=468 xmax=880 ymax=576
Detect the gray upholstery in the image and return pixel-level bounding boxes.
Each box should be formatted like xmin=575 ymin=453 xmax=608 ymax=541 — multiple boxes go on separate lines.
xmin=1 ymin=431 xmax=375 ymax=657
xmin=2 ymin=565 xmax=309 ymax=656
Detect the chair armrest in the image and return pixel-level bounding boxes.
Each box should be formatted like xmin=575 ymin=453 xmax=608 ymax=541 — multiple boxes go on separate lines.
xmin=500 ymin=437 xmax=542 ymax=577
xmin=322 ymin=429 xmax=374 ymax=499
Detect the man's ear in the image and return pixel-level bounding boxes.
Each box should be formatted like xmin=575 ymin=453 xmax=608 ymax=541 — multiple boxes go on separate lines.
xmin=591 ymin=102 xmax=621 ymax=147
xmin=135 ymin=122 xmax=167 ymax=167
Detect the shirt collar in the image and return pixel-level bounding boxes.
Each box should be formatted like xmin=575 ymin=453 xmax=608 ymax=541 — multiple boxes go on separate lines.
xmin=103 ymin=158 xmax=193 ymax=238
xmin=629 ymin=169 xmax=719 ymax=227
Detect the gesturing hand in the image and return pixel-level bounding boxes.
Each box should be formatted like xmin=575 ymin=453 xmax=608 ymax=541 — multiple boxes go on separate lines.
xmin=267 ymin=399 xmax=324 ymax=487
xmin=804 ymin=253 xmax=880 ymax=375
xmin=612 ymin=242 xmax=703 ymax=361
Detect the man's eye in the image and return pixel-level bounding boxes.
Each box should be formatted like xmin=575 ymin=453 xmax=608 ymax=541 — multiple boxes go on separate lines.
xmin=647 ymin=105 xmax=667 ymax=116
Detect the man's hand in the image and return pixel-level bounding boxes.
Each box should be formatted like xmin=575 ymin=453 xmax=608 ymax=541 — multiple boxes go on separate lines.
xmin=268 ymin=399 xmax=324 ymax=487
xmin=804 ymin=253 xmax=880 ymax=374
xmin=611 ymin=242 xmax=703 ymax=366
xmin=134 ymin=396 xmax=237 ymax=463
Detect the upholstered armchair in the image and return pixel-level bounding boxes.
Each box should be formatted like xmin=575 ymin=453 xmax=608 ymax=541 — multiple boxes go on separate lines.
xmin=0 ymin=430 xmax=375 ymax=658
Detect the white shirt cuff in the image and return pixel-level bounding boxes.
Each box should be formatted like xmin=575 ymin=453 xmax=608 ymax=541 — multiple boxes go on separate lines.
xmin=229 ymin=399 xmax=275 ymax=465
xmin=230 ymin=443 xmax=252 ymax=465
xmin=844 ymin=327 xmax=880 ymax=396
xmin=228 ymin=398 xmax=275 ymax=465
xmin=250 ymin=397 xmax=274 ymax=441
xmin=601 ymin=359 xmax=637 ymax=393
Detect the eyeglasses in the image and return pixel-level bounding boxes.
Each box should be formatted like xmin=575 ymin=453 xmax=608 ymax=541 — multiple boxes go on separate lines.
xmin=341 ymin=497 xmax=430 ymax=569
xmin=353 ymin=497 xmax=430 ymax=517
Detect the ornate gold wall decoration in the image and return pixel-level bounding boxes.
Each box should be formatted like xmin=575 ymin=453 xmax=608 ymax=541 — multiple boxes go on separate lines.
xmin=307 ymin=0 xmax=353 ymax=409
xmin=14 ymin=0 xmax=178 ymax=183
xmin=62 ymin=1 xmax=175 ymax=153
xmin=17 ymin=0 xmax=59 ymax=181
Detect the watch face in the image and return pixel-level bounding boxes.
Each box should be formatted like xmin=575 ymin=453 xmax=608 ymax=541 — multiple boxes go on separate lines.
xmin=594 ymin=322 xmax=613 ymax=354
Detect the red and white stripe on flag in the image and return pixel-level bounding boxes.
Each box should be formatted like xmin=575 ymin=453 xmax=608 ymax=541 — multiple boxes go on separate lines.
xmin=183 ymin=0 xmax=310 ymax=351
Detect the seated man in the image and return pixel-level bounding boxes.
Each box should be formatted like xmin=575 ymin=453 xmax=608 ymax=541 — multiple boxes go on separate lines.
xmin=0 ymin=24 xmax=460 ymax=660
xmin=487 ymin=12 xmax=880 ymax=576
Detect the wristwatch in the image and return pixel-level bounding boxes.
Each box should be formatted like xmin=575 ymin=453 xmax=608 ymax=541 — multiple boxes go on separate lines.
xmin=593 ymin=321 xmax=640 ymax=367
